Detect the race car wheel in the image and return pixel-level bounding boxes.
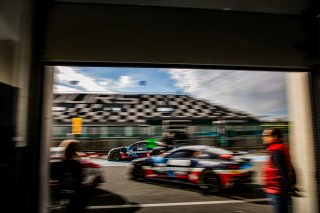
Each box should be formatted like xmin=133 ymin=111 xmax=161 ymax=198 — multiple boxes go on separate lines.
xmin=132 ymin=165 xmax=145 ymax=182
xmin=151 ymin=150 xmax=160 ymax=156
xmin=199 ymin=170 xmax=221 ymax=194
xmin=112 ymin=151 xmax=121 ymax=161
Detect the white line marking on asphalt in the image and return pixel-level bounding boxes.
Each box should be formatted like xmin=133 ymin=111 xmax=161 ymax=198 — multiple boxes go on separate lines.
xmin=86 ymin=198 xmax=270 ymax=209
xmin=230 ymin=196 xmax=247 ymax=200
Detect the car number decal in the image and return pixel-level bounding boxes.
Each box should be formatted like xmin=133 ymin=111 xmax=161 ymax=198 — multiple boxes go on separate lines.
xmin=167 ymin=159 xmax=191 ymax=166
xmin=198 ymin=161 xmax=221 ymax=167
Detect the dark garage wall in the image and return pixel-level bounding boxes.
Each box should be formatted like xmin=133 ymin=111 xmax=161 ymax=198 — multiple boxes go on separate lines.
xmin=45 ymin=3 xmax=306 ymax=68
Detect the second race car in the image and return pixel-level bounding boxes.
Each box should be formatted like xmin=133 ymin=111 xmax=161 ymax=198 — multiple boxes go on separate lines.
xmin=107 ymin=139 xmax=172 ymax=161
xmin=128 ymin=145 xmax=255 ymax=194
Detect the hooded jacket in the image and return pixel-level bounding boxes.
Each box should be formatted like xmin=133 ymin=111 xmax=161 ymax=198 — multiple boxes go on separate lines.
xmin=262 ymin=139 xmax=295 ymax=195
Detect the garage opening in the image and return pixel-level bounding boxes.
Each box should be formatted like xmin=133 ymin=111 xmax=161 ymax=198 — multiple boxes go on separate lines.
xmin=44 ymin=65 xmax=298 ymax=213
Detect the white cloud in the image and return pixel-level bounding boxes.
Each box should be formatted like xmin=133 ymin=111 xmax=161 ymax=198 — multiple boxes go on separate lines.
xmin=55 ymin=66 xmax=107 ymax=92
xmin=115 ymin=75 xmax=136 ymax=88
xmin=54 ymin=85 xmax=81 ymax=92
xmin=165 ymin=69 xmax=287 ymax=118
xmin=54 ymin=66 xmax=137 ymax=93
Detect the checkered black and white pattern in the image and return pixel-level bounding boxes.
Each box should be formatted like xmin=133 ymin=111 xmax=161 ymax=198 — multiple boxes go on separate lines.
xmin=53 ymin=93 xmax=254 ymax=124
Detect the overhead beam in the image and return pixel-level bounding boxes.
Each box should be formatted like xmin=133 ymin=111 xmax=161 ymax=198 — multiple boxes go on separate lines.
xmin=44 ymin=3 xmax=307 ymax=68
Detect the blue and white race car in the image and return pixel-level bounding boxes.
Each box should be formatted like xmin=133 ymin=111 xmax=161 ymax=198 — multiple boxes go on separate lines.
xmin=128 ymin=145 xmax=255 ymax=193
xmin=107 ymin=139 xmax=172 ymax=161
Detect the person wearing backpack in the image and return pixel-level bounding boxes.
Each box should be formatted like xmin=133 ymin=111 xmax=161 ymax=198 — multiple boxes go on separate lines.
xmin=261 ymin=128 xmax=297 ymax=213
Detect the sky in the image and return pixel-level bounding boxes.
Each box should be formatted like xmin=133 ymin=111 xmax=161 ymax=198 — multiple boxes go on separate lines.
xmin=53 ymin=66 xmax=288 ymax=121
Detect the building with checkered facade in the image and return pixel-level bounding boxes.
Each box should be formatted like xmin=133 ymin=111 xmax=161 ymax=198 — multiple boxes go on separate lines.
xmin=52 ymin=93 xmax=261 ymax=149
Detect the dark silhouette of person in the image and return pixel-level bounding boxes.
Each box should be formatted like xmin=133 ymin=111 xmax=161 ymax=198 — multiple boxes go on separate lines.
xmin=159 ymin=131 xmax=175 ymax=150
xmin=57 ymin=140 xmax=100 ymax=213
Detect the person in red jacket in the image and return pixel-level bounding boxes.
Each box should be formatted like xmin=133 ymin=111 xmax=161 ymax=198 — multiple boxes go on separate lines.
xmin=261 ymin=128 xmax=296 ymax=213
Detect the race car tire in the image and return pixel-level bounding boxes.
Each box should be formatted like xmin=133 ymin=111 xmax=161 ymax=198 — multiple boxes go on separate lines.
xmin=111 ymin=151 xmax=121 ymax=161
xmin=150 ymin=150 xmax=160 ymax=156
xmin=131 ymin=165 xmax=145 ymax=182
xmin=199 ymin=170 xmax=221 ymax=194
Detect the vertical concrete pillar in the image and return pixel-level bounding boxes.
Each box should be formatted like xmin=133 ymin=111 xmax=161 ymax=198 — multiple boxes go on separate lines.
xmin=287 ymin=72 xmax=318 ymax=213
xmin=39 ymin=66 xmax=54 ymax=213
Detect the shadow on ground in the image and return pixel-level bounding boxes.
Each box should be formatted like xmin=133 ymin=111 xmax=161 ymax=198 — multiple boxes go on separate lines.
xmin=87 ymin=188 xmax=141 ymax=213
xmin=137 ymin=179 xmax=269 ymax=205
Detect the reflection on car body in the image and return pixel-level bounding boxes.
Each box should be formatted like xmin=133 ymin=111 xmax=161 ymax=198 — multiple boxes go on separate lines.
xmin=128 ymin=145 xmax=255 ymax=194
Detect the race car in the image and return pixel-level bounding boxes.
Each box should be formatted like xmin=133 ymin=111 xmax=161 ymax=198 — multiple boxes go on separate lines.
xmin=107 ymin=139 xmax=172 ymax=161
xmin=128 ymin=145 xmax=255 ymax=194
